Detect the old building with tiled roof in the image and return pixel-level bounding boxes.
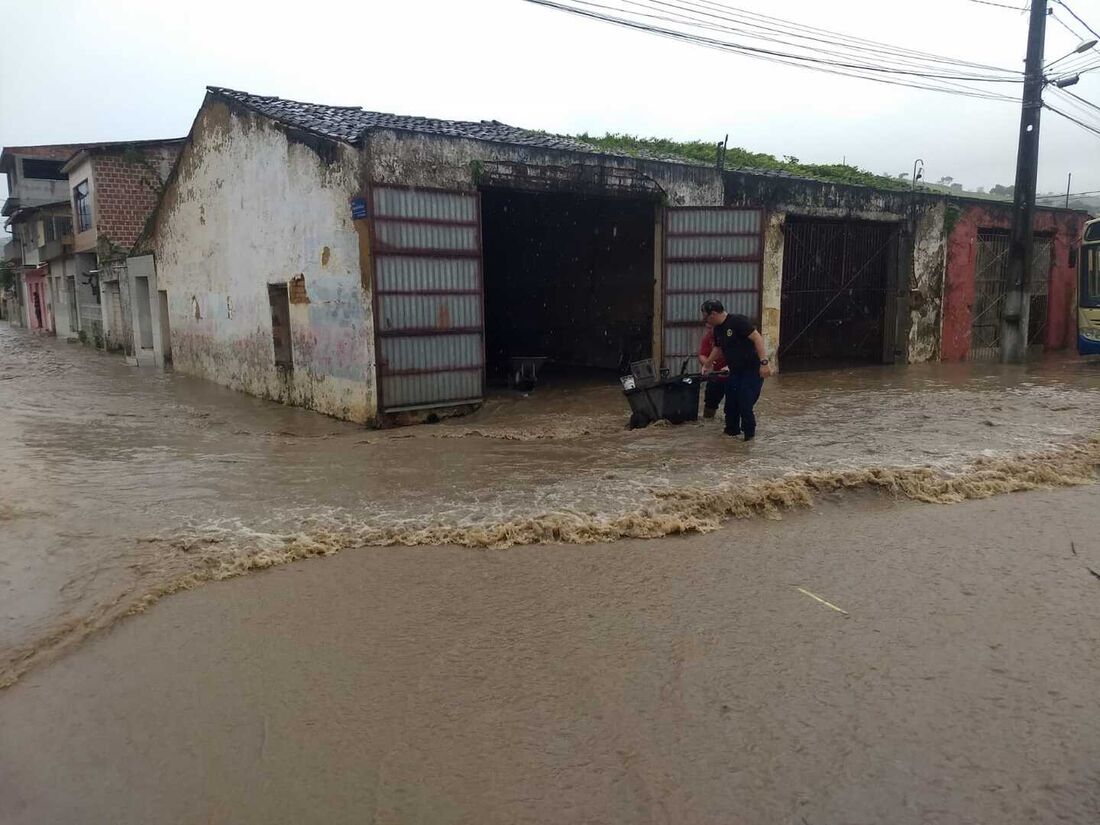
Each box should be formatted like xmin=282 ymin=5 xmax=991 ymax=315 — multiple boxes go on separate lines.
xmin=133 ymin=86 xmax=1088 ymax=426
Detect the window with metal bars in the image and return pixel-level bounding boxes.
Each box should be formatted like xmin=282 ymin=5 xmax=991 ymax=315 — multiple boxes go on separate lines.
xmin=73 ymin=180 xmax=91 ymax=232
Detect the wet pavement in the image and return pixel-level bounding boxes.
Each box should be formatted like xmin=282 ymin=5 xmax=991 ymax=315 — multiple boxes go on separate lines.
xmin=1 ymin=320 xmax=1099 ymax=688
xmin=2 ymin=486 xmax=1099 ymax=824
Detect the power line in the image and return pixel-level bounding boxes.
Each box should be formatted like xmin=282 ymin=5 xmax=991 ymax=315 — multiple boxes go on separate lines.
xmin=1046 ymin=93 xmax=1100 ymax=137
xmin=1046 ymin=85 xmax=1100 ymax=126
xmin=967 ymin=0 xmax=1027 ymax=10
xmin=622 ymin=0 xmax=1002 ymax=78
xmin=553 ymin=0 xmax=1020 ymax=80
xmin=1051 ymin=52 xmax=1098 ymax=74
xmin=665 ymin=0 xmax=1021 ymax=74
xmin=1054 ymin=0 xmax=1100 ymax=41
xmin=1068 ymin=60 xmax=1100 ymax=75
xmin=613 ymin=0 xmax=1023 ymax=90
xmin=1053 ymin=87 xmax=1100 ymax=116
xmin=1049 ymin=57 xmax=1100 ymax=80
xmin=1036 ymin=189 xmax=1100 ymax=198
xmin=1045 ymin=102 xmax=1100 ymax=137
xmin=522 ymin=0 xmax=1022 ymax=99
xmin=1050 ymin=10 xmax=1089 ymax=41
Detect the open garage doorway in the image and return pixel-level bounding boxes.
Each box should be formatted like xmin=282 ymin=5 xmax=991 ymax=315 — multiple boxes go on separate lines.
xmin=779 ymin=216 xmax=899 ymax=369
xmin=480 ymin=189 xmax=656 ymax=388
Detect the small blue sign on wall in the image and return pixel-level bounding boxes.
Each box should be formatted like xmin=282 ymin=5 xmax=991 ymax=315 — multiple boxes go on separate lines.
xmin=350 ymin=197 xmax=368 ymax=220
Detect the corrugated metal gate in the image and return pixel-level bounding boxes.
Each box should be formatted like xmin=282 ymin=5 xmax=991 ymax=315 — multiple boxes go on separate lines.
xmin=370 ymin=186 xmax=484 ymax=413
xmin=662 ymin=207 xmax=764 ymax=373
xmin=969 ymin=231 xmax=1053 ymax=361
xmin=779 ymin=219 xmax=898 ymax=364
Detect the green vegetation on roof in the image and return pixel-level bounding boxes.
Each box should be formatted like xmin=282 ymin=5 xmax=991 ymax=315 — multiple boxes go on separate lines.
xmin=569 ymin=132 xmax=910 ymax=190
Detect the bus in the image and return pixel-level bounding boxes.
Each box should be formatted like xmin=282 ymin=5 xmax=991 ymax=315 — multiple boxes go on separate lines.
xmin=1081 ymin=217 xmax=1100 ymax=356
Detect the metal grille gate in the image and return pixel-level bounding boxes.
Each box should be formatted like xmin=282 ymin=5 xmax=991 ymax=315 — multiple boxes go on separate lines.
xmin=969 ymin=231 xmax=1009 ymax=361
xmin=370 ymin=186 xmax=485 ymax=413
xmin=779 ymin=219 xmax=897 ymax=364
xmin=968 ymin=231 xmax=1053 ymax=361
xmin=662 ymin=207 xmax=764 ymax=373
xmin=1028 ymin=236 xmax=1053 ymax=349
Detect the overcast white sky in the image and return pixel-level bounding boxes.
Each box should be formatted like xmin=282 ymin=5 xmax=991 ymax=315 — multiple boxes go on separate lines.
xmin=1 ymin=0 xmax=1098 ymax=207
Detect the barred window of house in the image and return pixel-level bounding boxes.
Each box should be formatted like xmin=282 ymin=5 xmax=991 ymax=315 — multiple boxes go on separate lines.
xmin=74 ymin=180 xmax=91 ymax=232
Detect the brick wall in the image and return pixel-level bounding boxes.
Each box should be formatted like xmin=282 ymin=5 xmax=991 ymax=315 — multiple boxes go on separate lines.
xmin=92 ymin=146 xmax=181 ymax=253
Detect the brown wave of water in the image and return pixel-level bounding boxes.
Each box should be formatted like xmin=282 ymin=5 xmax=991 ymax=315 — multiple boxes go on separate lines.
xmin=3 ymin=437 xmax=1097 ymax=691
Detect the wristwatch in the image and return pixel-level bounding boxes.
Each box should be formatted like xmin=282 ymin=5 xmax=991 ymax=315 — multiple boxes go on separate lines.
xmin=759 ymin=359 xmax=770 ymax=366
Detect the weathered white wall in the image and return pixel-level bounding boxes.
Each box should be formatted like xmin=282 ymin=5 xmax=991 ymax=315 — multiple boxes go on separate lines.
xmin=11 ymin=157 xmax=70 ymax=207
xmin=17 ymin=222 xmax=40 ymax=266
xmin=760 ymin=212 xmax=785 ymax=369
xmin=68 ymin=252 xmax=102 ymax=341
xmin=127 ymin=254 xmax=161 ymax=367
xmin=153 ymin=101 xmax=374 ymax=423
xmin=908 ymin=201 xmax=947 ymax=363
xmin=48 ymin=257 xmax=80 ymax=340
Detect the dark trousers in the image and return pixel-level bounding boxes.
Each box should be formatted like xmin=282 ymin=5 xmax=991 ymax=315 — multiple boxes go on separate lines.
xmin=703 ymin=378 xmax=726 ymax=411
xmin=724 ymin=369 xmax=764 ymax=437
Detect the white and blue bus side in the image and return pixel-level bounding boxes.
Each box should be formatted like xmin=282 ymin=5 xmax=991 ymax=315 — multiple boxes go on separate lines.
xmin=1080 ymin=218 xmax=1100 ymax=356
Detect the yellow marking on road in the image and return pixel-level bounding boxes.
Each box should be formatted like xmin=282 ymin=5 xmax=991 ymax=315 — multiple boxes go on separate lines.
xmin=796 ymin=586 xmax=849 ymax=616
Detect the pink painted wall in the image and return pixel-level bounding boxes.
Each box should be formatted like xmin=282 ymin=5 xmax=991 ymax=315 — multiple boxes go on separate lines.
xmin=942 ymin=205 xmax=1086 ymax=361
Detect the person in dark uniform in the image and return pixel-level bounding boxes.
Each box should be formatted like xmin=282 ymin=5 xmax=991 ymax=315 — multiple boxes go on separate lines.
xmin=699 ymin=299 xmax=772 ymax=440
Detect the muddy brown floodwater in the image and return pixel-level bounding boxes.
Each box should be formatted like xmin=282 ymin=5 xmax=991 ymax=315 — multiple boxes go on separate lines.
xmin=3 ymin=487 xmax=1100 ymax=824
xmin=0 ymin=319 xmax=1098 ymax=693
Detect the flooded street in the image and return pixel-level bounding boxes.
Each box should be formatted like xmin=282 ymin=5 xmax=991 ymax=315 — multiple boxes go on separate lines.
xmin=2 ymin=322 xmax=1100 ymax=823
xmin=1 ymin=320 xmax=1099 ymax=687
xmin=4 ymin=487 xmax=1100 ymax=824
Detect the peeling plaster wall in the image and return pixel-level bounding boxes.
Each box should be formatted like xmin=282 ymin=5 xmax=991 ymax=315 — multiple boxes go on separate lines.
xmin=153 ymin=101 xmax=374 ymax=423
xmin=908 ymin=201 xmax=947 ymax=363
xmin=760 ymin=212 xmax=785 ymax=366
xmin=941 ymin=203 xmax=1086 ymax=361
xmin=47 ymin=260 xmax=78 ymax=340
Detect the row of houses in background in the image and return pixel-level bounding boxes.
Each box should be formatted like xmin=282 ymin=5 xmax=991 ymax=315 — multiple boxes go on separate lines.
xmin=2 ymin=86 xmax=1093 ymax=425
xmin=2 ymin=138 xmax=183 ymax=361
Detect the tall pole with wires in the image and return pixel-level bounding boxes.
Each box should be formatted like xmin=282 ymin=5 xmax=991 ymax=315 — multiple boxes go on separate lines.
xmin=1001 ymin=0 xmax=1048 ymax=363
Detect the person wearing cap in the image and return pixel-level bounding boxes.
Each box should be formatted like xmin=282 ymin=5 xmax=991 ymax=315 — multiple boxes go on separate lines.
xmin=699 ymin=299 xmax=772 ymax=440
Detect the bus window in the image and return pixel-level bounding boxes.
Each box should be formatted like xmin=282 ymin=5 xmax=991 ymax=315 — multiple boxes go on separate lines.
xmin=1085 ymin=247 xmax=1100 ymax=307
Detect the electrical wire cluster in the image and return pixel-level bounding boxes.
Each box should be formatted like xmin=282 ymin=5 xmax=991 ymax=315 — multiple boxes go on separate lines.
xmin=524 ymin=0 xmax=1100 ymax=138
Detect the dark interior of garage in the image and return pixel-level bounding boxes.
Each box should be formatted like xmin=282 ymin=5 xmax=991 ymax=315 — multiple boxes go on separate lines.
xmin=779 ymin=217 xmax=897 ymax=369
xmin=480 ymin=189 xmax=655 ymax=386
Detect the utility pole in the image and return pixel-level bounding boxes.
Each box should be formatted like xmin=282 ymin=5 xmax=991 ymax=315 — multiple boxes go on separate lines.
xmin=1065 ymin=172 xmax=1072 ymax=208
xmin=1000 ymin=0 xmax=1048 ymax=363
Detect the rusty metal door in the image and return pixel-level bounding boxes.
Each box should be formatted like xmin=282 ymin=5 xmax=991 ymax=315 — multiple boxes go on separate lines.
xmin=779 ymin=218 xmax=898 ymax=365
xmin=370 ymin=186 xmax=484 ymax=413
xmin=662 ymin=207 xmax=764 ymax=373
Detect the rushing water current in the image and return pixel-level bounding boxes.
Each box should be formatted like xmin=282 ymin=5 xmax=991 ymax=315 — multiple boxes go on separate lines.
xmin=1 ymin=321 xmax=1098 ymax=686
